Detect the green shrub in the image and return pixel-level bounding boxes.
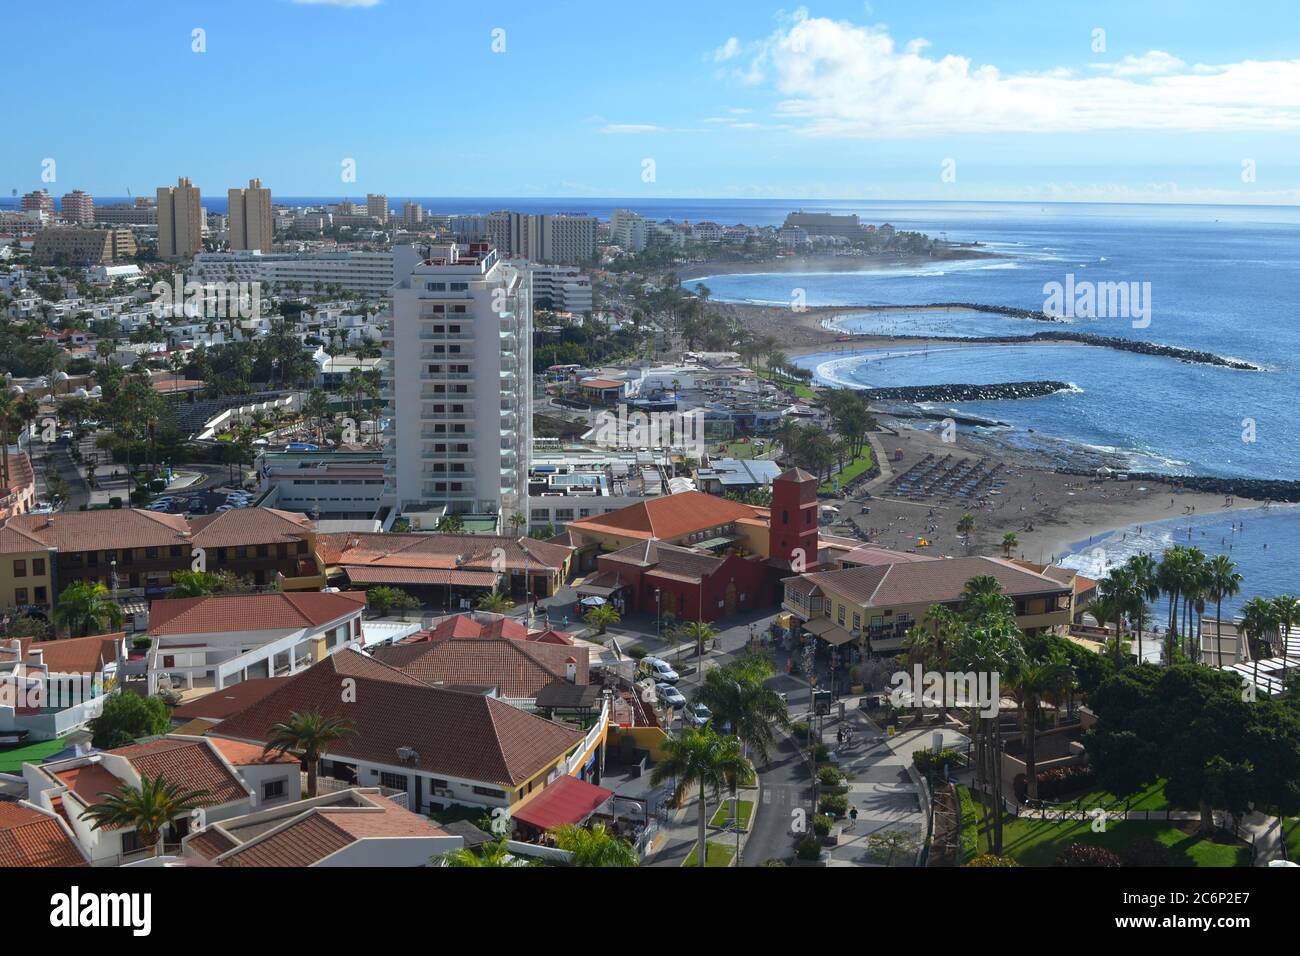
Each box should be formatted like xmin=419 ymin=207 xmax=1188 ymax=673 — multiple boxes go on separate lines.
xmin=1121 ymin=838 xmax=1171 ymax=867
xmin=963 ymin=853 xmax=1020 ymax=867
xmin=626 ymin=646 xmax=647 ymax=660
xmin=1037 ymin=765 xmax=1098 ymax=800
xmin=790 ymin=720 xmax=810 ymax=738
xmin=810 ymin=743 xmax=829 ymax=763
xmin=1055 ymin=843 xmax=1122 ymax=867
xmin=912 ymin=748 xmax=962 ymax=783
xmin=813 ymin=815 xmax=833 ymax=838
xmin=817 ymin=766 xmax=845 ymax=786
xmin=818 ymin=794 xmax=848 ymax=818
xmin=795 ymin=837 xmax=822 ymax=861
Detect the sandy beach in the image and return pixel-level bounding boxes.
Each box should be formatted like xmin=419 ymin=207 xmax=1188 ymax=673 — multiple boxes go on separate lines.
xmin=818 ymin=425 xmax=1257 ymax=568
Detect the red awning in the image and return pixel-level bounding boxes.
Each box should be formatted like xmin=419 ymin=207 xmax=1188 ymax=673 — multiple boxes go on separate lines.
xmin=512 ymin=775 xmax=613 ymax=832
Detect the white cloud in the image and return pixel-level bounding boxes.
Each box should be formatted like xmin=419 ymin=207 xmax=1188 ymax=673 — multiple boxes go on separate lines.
xmin=1091 ymin=51 xmax=1186 ymax=77
xmin=601 ymin=124 xmax=666 ymax=134
xmin=728 ymin=11 xmax=1300 ymax=136
xmin=714 ymin=37 xmax=742 ymax=62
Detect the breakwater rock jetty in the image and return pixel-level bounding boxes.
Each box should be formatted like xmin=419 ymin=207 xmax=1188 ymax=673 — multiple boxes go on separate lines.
xmin=861 ymin=381 xmax=1071 ymax=403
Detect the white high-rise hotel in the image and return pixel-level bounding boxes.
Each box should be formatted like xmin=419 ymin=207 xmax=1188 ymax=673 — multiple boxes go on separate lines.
xmin=384 ymin=242 xmax=532 ymax=524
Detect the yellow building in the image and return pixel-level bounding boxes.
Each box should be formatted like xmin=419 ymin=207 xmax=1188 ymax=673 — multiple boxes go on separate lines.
xmin=157 ymin=177 xmax=203 ymax=259
xmin=228 ymin=178 xmax=273 ymax=252
xmin=0 ymin=524 xmax=56 ymax=614
xmin=782 ymin=555 xmax=1075 ymax=655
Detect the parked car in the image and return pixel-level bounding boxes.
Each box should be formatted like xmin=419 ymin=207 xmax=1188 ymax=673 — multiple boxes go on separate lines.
xmin=686 ymin=703 xmax=712 ymax=727
xmin=639 ymin=657 xmax=679 ymax=684
xmin=656 ymin=683 xmax=687 ymax=709
xmin=59 ymin=430 xmax=75 ymax=441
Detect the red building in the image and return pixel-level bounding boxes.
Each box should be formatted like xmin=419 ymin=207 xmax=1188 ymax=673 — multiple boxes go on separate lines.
xmin=595 ymin=540 xmax=774 ymax=623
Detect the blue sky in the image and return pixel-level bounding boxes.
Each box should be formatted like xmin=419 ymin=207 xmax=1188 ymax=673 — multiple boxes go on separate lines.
xmin=4 ymin=0 xmax=1300 ymax=203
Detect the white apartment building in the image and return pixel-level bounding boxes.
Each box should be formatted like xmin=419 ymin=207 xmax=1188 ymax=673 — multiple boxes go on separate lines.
xmin=527 ymin=262 xmax=593 ymax=313
xmin=451 ymin=211 xmax=595 ymax=264
xmin=609 ymin=208 xmax=681 ymax=252
xmin=385 ymin=242 xmax=532 ymax=522
xmin=190 ymin=246 xmax=422 ymax=297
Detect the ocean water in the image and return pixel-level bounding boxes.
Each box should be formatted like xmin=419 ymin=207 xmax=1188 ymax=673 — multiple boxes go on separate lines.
xmin=683 ymin=200 xmax=1300 ymax=601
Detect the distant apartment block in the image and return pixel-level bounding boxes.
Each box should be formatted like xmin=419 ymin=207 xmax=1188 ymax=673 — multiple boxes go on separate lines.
xmin=452 ymin=211 xmax=595 ymax=264
xmin=782 ymin=211 xmax=865 ymax=239
xmin=367 ymin=193 xmax=389 ymax=224
xmin=402 ymin=201 xmax=425 ymax=227
xmin=527 ymin=262 xmax=592 ymax=313
xmin=20 ymin=189 xmax=54 ymax=216
xmin=94 ymin=198 xmax=157 ymax=226
xmin=228 ymin=178 xmax=274 ymax=252
xmin=157 ymin=177 xmax=204 ymax=259
xmin=31 ymin=227 xmax=137 ymax=266
xmin=385 ymin=241 xmax=532 ymax=523
xmin=59 ymin=190 xmax=94 ymax=224
xmin=191 ymin=246 xmax=421 ymax=297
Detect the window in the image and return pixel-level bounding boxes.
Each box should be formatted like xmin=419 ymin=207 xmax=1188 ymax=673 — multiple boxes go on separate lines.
xmin=12 ymin=560 xmax=25 ymax=577
xmin=32 ymin=558 xmax=45 ymax=575
xmin=256 ymin=545 xmax=269 ymax=558
xmin=263 ymin=779 xmax=286 ymax=801
xmin=837 ymin=606 xmax=846 ymax=625
xmin=379 ymin=771 xmax=409 ymax=791
xmin=472 ymin=786 xmax=506 ymax=799
xmin=14 ymin=588 xmax=28 ymax=606
xmin=170 ymin=546 xmax=182 ymax=558
xmin=145 ymin=547 xmax=158 ymax=560
xmin=34 ymin=587 xmax=46 ymax=603
xmin=852 ymin=613 xmax=861 ymax=632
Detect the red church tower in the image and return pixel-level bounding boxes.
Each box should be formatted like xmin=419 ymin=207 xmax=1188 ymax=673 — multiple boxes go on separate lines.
xmin=768 ymin=468 xmax=819 ymax=572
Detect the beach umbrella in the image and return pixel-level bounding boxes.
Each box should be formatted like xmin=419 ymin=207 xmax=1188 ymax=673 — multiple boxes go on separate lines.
xmin=579 ymin=596 xmax=607 ymax=608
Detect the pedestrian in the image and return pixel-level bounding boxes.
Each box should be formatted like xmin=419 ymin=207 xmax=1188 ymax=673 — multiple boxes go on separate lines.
xmin=848 ymin=805 xmax=858 ymax=831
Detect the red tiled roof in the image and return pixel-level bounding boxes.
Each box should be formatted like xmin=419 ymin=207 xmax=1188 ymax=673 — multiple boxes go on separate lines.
xmin=171 ymin=677 xmax=289 ymax=721
xmin=217 ymin=792 xmax=448 ymax=867
xmin=189 ymin=508 xmax=313 ymax=548
xmin=0 ymin=509 xmax=190 ymax=554
xmin=372 ymin=629 xmax=589 ymax=699
xmin=784 ymin=556 xmax=1070 ymax=609
xmin=318 ymin=532 xmax=571 ymax=574
xmin=0 ymin=632 xmax=123 ymax=675
xmin=213 ymin=650 xmax=582 ymax=787
xmin=109 ymin=738 xmax=251 ymax=806
xmin=341 ymin=566 xmax=498 ymax=588
xmin=207 ymin=737 xmax=300 ymax=767
xmin=0 ymin=802 xmax=86 ymax=867
xmin=148 ymin=591 xmax=366 ymax=635
xmin=566 ymin=490 xmax=759 ymax=543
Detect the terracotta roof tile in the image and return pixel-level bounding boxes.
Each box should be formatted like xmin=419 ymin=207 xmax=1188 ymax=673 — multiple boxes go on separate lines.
xmin=0 ymin=633 xmax=124 ymax=676
xmin=110 ymin=738 xmax=251 ymax=806
xmin=784 ymin=556 xmax=1070 ymax=609
xmin=213 ymin=650 xmax=582 ymax=787
xmin=1 ymin=509 xmax=190 ymax=554
xmin=171 ymin=678 xmax=289 ymax=721
xmin=565 ymin=490 xmax=758 ymax=542
xmin=0 ymin=802 xmax=86 ymax=867
xmin=189 ymin=508 xmax=313 ymax=549
xmin=148 ymin=591 xmax=366 ymax=635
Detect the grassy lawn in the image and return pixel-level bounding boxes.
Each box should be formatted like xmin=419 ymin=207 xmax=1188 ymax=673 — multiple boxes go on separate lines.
xmin=960 ymin=786 xmax=1249 ymax=867
xmin=1046 ymin=778 xmax=1176 ymax=812
xmin=717 ymin=441 xmax=755 ymax=460
xmin=0 ymin=738 xmax=68 ymax=773
xmin=752 ymin=365 xmax=816 ymax=401
xmin=818 ymin=448 xmax=875 ymax=495
xmin=683 ymin=840 xmax=737 ymax=867
xmin=1283 ymin=818 xmax=1300 ymax=862
xmin=710 ymin=799 xmax=754 ymax=831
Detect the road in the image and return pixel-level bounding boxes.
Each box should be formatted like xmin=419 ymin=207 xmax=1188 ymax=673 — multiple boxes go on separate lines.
xmin=743 ymin=729 xmax=811 ymax=866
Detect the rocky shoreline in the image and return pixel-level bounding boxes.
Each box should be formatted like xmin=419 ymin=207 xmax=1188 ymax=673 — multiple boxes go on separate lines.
xmin=1057 ymin=469 xmax=1300 ymax=504
xmin=858 ymin=381 xmax=1072 ymax=403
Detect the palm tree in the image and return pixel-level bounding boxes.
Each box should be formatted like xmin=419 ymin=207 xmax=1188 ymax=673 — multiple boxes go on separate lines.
xmin=476 ymin=591 xmax=515 ymax=614
xmin=53 ymin=581 xmax=124 ymax=637
xmin=1270 ymin=594 xmax=1300 ymax=680
xmin=1001 ymin=531 xmax=1019 ymax=558
xmin=1204 ymin=555 xmax=1243 ymax=665
xmin=1097 ymin=567 xmax=1138 ymax=667
xmin=584 ymin=603 xmax=620 ymax=634
xmin=1124 ymin=552 xmax=1161 ymax=665
xmin=694 ymin=658 xmax=790 ymax=763
xmin=169 ymin=570 xmax=218 ymax=598
xmin=79 ymin=775 xmax=209 ymax=858
xmin=649 ymin=727 xmax=754 ymax=868
xmin=550 ymin=823 xmax=639 ymax=867
xmin=435 ymin=838 xmax=531 ymax=867
xmin=956 ymin=513 xmax=976 ymax=553
xmin=1240 ymin=597 xmax=1281 ymax=691
xmin=437 ymin=513 xmax=466 ymax=535
xmin=681 ymin=620 xmax=717 ymax=661
xmin=261 ymin=710 xmax=356 ymax=798
xmin=1007 ymin=654 xmax=1071 ymax=802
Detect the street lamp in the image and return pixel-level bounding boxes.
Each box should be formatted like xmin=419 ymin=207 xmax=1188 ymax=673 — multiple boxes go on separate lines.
xmin=654 ymin=589 xmax=661 ymax=638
